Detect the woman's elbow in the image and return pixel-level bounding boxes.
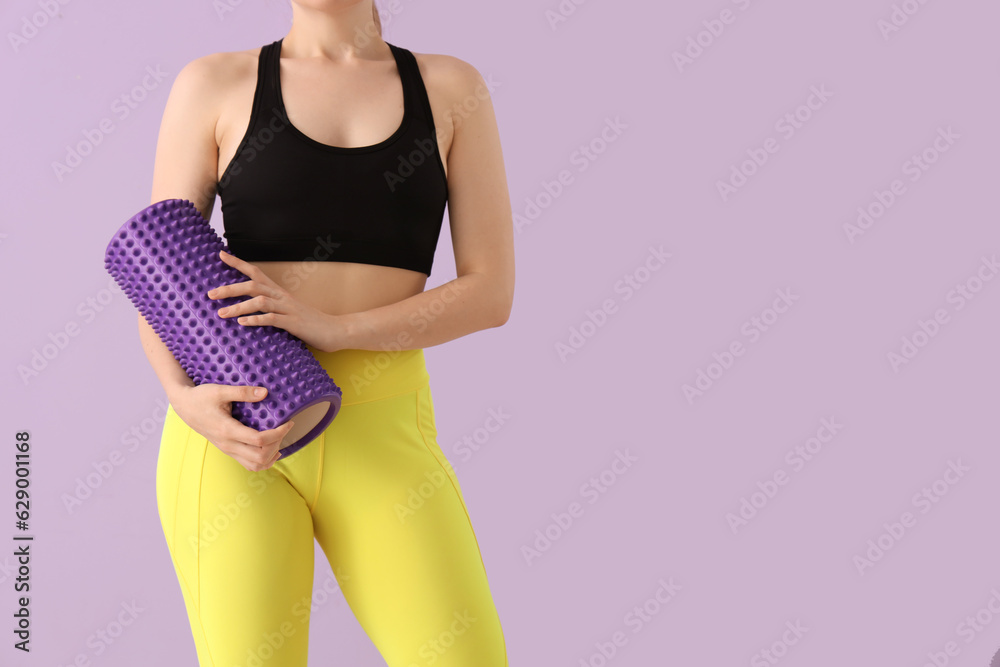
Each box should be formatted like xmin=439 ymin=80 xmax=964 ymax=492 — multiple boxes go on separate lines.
xmin=465 ymin=266 xmax=512 ymax=328
xmin=490 ymin=305 xmax=510 ymax=328
xmin=489 ymin=282 xmax=513 ymax=328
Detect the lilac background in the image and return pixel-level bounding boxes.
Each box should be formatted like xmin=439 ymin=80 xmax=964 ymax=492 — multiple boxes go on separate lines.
xmin=2 ymin=0 xmax=1000 ymax=665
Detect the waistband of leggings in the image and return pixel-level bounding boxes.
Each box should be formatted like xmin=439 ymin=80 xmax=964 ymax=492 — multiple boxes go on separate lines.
xmin=305 ymin=344 xmax=430 ymax=405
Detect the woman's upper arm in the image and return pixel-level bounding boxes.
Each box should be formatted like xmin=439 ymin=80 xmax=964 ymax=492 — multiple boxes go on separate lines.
xmin=149 ymin=53 xmax=226 ymax=221
xmin=436 ymin=56 xmax=515 ymax=323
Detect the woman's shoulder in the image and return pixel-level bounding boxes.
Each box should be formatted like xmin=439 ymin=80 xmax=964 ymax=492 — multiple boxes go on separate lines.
xmin=161 ymin=45 xmax=264 ymax=138
xmin=408 ymin=48 xmax=496 ymax=107
xmin=173 ymin=44 xmax=263 ymax=91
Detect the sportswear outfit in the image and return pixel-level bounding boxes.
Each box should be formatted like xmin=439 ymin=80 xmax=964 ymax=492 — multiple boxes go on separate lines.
xmin=155 ymin=38 xmax=508 ymax=666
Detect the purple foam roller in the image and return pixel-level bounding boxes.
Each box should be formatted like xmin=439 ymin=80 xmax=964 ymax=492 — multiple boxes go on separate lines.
xmin=104 ymin=198 xmax=342 ymax=459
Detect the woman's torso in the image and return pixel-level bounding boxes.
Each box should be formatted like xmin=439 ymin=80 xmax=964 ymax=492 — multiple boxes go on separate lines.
xmin=211 ymin=41 xmax=453 ymax=316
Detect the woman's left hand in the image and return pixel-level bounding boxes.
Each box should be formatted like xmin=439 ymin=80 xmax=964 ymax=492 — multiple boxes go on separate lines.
xmin=208 ymin=250 xmax=340 ymax=352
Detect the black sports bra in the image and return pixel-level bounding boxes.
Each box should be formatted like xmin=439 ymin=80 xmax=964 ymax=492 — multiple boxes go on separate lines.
xmin=217 ymin=38 xmax=449 ymax=276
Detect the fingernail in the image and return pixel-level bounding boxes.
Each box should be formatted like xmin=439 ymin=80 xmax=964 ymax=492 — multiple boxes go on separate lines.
xmin=255 ymin=387 xmax=265 ymax=397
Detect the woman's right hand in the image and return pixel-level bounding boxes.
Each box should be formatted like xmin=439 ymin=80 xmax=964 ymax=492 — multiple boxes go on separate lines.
xmin=169 ymin=383 xmax=295 ymax=472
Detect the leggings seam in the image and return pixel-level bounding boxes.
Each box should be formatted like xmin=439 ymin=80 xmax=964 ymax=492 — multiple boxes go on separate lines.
xmin=169 ymin=412 xmax=191 ymax=587
xmin=414 ymin=386 xmax=509 ymax=667
xmin=194 ymin=438 xmax=218 ymax=667
xmin=196 ymin=445 xmax=206 ymax=618
xmin=340 ymin=378 xmax=430 ymax=408
xmin=166 ymin=416 xmax=218 ymax=667
xmin=310 ymin=431 xmax=325 ymax=515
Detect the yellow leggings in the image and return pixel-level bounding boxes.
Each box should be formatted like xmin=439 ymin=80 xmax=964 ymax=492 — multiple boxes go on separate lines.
xmin=155 ymin=345 xmax=509 ymax=666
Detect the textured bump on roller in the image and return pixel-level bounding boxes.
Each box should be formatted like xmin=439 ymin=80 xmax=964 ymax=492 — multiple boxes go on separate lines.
xmin=104 ymin=198 xmax=342 ymax=459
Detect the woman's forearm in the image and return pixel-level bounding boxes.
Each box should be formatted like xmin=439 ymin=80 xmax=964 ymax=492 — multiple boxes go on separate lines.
xmin=137 ymin=312 xmax=195 ymax=402
xmin=332 ymin=272 xmax=510 ymax=352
